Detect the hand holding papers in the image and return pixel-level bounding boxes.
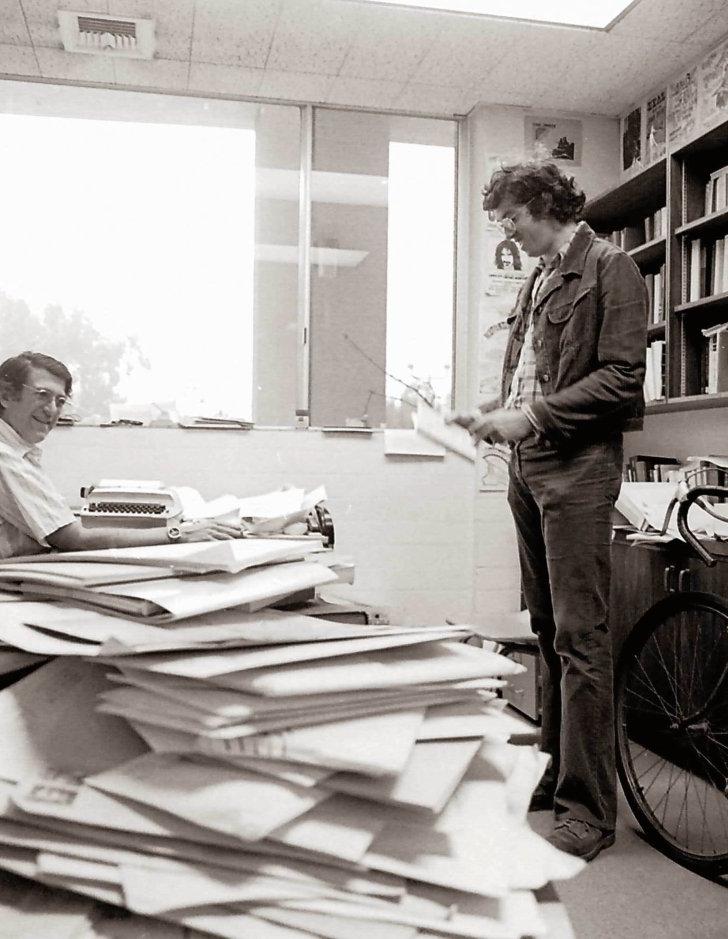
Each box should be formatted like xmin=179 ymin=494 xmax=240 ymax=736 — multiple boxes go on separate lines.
xmin=413 ymin=402 xmax=477 ymax=461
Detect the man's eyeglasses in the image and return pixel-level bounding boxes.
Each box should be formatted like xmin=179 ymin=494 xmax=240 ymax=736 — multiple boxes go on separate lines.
xmin=488 ymin=197 xmax=536 ymax=238
xmin=23 ymin=384 xmax=71 ymax=412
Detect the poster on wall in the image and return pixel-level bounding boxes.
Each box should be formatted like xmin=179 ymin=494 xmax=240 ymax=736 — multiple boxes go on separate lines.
xmin=667 ymin=69 xmax=698 ymax=149
xmin=621 ymin=105 xmax=643 ymax=174
xmin=476 ymin=220 xmax=536 ymax=491
xmin=525 ymin=116 xmax=582 ymax=165
xmin=644 ymin=90 xmax=667 ymax=165
xmin=698 ymin=37 xmax=728 ymax=131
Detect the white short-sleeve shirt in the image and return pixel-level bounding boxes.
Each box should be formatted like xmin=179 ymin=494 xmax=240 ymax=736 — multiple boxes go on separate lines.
xmin=0 ymin=418 xmax=76 ymax=559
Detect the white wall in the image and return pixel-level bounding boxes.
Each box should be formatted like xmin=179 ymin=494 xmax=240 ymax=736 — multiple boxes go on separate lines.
xmin=464 ymin=104 xmax=620 ymax=616
xmin=42 ymin=426 xmax=476 ymax=626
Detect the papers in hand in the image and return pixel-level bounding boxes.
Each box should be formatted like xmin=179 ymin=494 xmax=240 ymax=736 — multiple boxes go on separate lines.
xmin=413 ymin=402 xmax=477 ymax=461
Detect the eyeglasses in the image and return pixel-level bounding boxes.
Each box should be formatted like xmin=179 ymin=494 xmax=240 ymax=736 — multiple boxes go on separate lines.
xmin=23 ymin=384 xmax=71 ymax=412
xmin=488 ymin=197 xmax=536 ymax=238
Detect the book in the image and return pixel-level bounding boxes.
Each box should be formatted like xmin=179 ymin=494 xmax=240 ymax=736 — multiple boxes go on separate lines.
xmin=701 ymin=322 xmax=728 ymax=394
xmin=689 ymin=238 xmax=702 ymax=301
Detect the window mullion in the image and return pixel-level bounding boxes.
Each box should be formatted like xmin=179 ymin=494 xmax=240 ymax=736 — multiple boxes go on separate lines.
xmin=296 ymin=104 xmax=313 ymax=419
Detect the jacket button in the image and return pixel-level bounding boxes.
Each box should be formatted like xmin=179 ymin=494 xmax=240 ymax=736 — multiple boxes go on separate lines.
xmin=536 ymin=338 xmax=543 ymax=348
xmin=542 ymin=373 xmax=550 ymax=382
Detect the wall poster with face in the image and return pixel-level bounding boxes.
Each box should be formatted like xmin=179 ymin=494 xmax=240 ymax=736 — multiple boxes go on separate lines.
xmin=476 ymin=216 xmax=536 ymax=491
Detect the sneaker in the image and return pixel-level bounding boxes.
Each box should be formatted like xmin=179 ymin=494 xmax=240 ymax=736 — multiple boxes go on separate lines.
xmin=528 ymin=783 xmax=555 ymax=812
xmin=547 ymin=816 xmax=615 ymax=861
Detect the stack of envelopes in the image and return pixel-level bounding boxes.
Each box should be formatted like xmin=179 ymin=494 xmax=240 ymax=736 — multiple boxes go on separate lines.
xmin=0 ymin=541 xmax=584 ymax=938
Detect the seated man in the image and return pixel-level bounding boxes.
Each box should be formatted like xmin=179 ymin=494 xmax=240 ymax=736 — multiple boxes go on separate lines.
xmin=0 ymin=351 xmax=240 ymax=559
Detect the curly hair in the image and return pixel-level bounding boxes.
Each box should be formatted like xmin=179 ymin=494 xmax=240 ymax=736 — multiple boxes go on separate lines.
xmin=482 ymin=161 xmax=586 ymax=224
xmin=0 ymin=352 xmax=73 ymax=403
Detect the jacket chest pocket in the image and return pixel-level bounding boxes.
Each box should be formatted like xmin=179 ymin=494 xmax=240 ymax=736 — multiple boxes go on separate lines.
xmin=545 ymin=286 xmax=595 ymax=346
xmin=544 ymin=300 xmax=578 ymax=351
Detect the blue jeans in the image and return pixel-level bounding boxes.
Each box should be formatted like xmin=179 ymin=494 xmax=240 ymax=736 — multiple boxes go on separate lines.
xmin=507 ymin=436 xmax=623 ymax=831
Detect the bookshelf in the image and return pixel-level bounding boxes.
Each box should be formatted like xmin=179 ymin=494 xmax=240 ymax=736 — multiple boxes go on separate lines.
xmin=583 ymin=116 xmax=728 ymax=413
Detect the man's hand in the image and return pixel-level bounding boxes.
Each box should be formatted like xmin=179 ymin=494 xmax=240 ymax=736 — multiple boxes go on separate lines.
xmin=445 ymin=398 xmax=500 ymax=430
xmin=178 ymin=520 xmax=243 ymax=542
xmin=467 ymin=408 xmax=533 ymax=444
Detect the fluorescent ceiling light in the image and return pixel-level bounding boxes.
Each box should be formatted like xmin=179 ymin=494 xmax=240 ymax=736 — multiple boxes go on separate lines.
xmin=359 ymin=0 xmax=637 ymax=29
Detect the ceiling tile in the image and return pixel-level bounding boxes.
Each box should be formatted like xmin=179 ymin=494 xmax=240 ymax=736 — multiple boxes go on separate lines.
xmin=266 ymin=0 xmax=355 ymax=75
xmin=338 ymin=4 xmax=439 ymax=82
xmin=325 ymin=75 xmax=404 ymax=110
xmin=395 ymin=82 xmax=478 ymax=116
xmin=408 ymin=18 xmax=545 ymax=87
xmin=112 ymin=57 xmax=189 ymax=90
xmin=21 ymin=0 xmax=99 ymax=33
xmin=188 ymin=61 xmax=264 ymax=97
xmin=258 ymin=69 xmax=332 ymax=103
xmin=0 ymin=0 xmax=31 ymax=44
xmin=107 ymin=0 xmax=195 ymax=61
xmin=0 ymin=42 xmax=39 ymax=76
xmin=611 ymin=0 xmax=726 ymax=42
xmin=192 ymin=0 xmax=283 ymax=69
xmin=35 ymin=46 xmax=116 ymax=82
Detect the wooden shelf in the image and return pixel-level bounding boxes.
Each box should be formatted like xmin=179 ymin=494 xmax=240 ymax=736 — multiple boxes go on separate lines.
xmin=583 ymin=158 xmax=666 ymax=230
xmin=674 ymin=290 xmax=728 ymax=317
xmin=676 ymin=206 xmax=728 ymax=241
xmin=674 ymin=119 xmax=728 ymax=161
xmin=646 ymin=392 xmax=728 ymax=414
xmin=629 ymin=236 xmax=666 ymax=268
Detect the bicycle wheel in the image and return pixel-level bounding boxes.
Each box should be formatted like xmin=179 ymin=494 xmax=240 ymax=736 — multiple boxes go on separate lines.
xmin=615 ymin=591 xmax=728 ymax=873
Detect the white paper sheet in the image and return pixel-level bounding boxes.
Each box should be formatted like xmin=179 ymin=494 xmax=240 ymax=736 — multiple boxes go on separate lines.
xmin=22 ymin=560 xmax=339 ymax=622
xmin=413 ymin=403 xmax=477 ymax=461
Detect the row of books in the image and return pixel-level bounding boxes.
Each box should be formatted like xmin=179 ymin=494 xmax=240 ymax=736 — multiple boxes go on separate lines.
xmin=643 ymin=339 xmax=665 ymax=403
xmin=687 ymin=235 xmax=728 ymax=301
xmin=700 ymin=322 xmax=728 ymax=395
xmin=704 ymin=163 xmax=728 ymax=216
xmin=623 ymin=453 xmax=681 ymax=483
xmin=604 ymin=206 xmax=668 ymax=251
xmin=644 ymin=263 xmax=665 ymax=323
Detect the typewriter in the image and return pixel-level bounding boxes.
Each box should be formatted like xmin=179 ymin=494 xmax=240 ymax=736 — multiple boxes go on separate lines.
xmin=79 ymin=480 xmax=183 ymax=529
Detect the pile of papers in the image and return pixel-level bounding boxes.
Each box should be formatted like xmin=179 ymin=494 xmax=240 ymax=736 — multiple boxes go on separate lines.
xmin=0 ymin=532 xmax=584 ymax=938
xmin=616 ymin=481 xmax=728 ymax=543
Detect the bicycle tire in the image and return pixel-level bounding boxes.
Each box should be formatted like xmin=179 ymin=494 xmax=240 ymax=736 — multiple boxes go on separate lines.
xmin=615 ymin=591 xmax=728 ymax=873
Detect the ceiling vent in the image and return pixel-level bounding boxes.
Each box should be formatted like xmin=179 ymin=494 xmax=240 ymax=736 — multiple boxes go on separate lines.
xmin=58 ymin=10 xmax=156 ymax=59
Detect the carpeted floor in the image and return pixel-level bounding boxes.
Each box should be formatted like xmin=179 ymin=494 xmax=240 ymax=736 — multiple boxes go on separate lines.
xmin=530 ymin=789 xmax=728 ymax=939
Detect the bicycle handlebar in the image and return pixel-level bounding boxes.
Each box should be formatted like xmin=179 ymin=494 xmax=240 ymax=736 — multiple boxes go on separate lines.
xmin=675 ymin=484 xmax=728 ymax=567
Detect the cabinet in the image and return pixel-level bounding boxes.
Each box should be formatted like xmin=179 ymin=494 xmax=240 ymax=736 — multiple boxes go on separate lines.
xmin=608 ymin=529 xmax=728 ymax=659
xmin=582 ymin=116 xmax=728 ymax=415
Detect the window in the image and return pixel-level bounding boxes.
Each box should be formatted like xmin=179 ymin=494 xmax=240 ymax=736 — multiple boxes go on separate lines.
xmin=0 ymin=82 xmax=457 ymax=428
xmin=309 ymin=108 xmax=456 ymax=428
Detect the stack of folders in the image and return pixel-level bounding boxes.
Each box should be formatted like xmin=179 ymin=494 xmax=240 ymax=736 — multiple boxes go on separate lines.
xmin=0 ymin=540 xmax=585 ymax=939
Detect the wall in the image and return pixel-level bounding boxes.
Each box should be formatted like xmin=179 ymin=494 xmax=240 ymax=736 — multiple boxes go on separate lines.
xmin=464 ymin=104 xmax=620 ymax=617
xmin=42 ymin=426 xmax=475 ymax=626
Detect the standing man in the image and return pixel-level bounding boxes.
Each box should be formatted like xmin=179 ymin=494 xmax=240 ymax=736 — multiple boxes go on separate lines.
xmin=452 ymin=162 xmax=647 ymax=861
xmin=0 ymin=351 xmax=241 ymax=558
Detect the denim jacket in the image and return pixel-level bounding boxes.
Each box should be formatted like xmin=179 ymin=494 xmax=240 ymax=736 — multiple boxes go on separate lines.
xmin=501 ymin=221 xmax=647 ymax=448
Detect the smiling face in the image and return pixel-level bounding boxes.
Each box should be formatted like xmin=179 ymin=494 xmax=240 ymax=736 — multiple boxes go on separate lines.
xmin=0 ymin=366 xmax=68 ymax=445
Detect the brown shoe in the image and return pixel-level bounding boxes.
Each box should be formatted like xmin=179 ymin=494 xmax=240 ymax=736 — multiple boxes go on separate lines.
xmin=547 ymin=816 xmax=615 ymax=861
